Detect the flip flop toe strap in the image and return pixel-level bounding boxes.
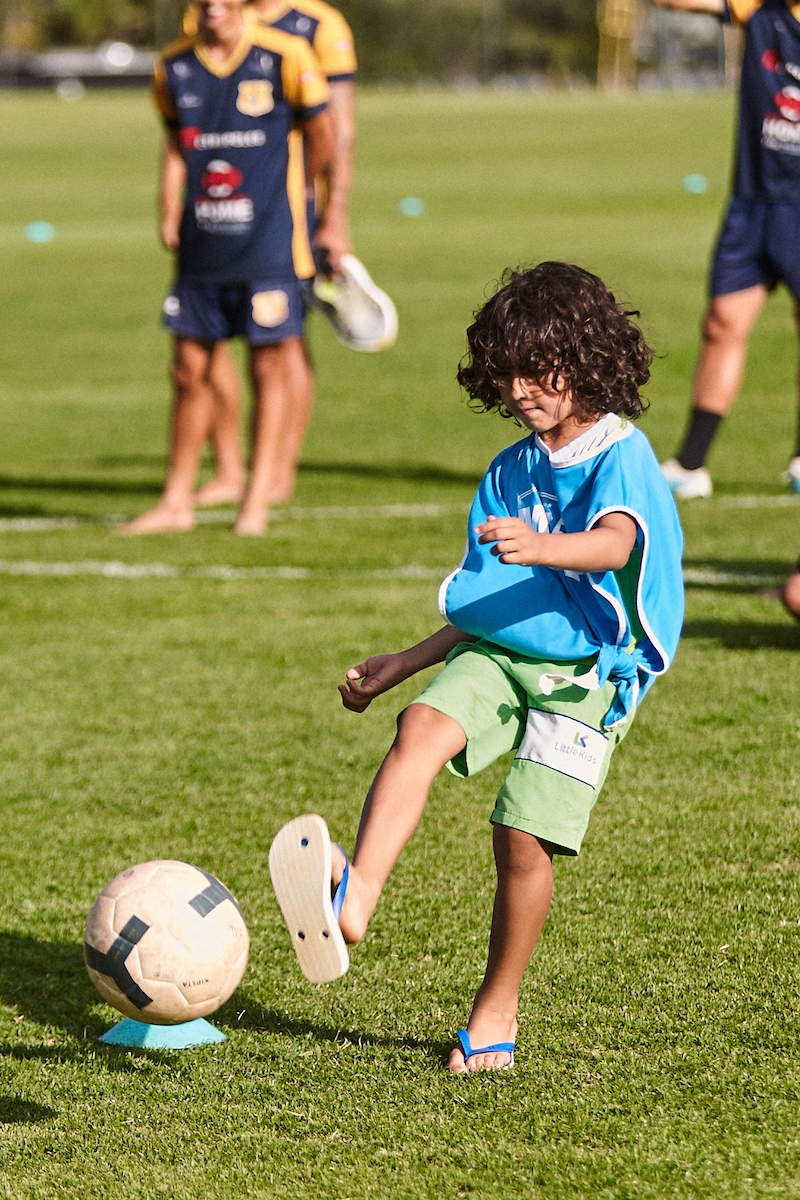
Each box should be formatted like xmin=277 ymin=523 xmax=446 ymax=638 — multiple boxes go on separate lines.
xmin=456 ymin=1027 xmax=515 ymax=1063
xmin=331 ymin=846 xmax=349 ymax=920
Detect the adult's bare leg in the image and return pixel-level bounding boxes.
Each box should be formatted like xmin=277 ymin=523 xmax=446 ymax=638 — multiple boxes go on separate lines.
xmin=782 ymin=570 xmax=800 ymax=620
xmin=448 ymin=826 xmax=554 ymax=1073
xmin=235 ymin=338 xmax=297 ymax=535
xmin=690 ymin=285 xmax=767 ymax=415
xmin=195 ymin=341 xmax=247 ymax=507
xmin=118 ymin=337 xmax=214 ymax=534
xmin=267 ymin=336 xmax=315 ymax=505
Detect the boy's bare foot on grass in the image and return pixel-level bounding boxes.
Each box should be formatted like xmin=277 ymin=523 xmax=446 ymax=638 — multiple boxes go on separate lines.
xmin=116 ymin=505 xmax=196 ymax=535
xmin=448 ymin=1006 xmax=518 ymax=1074
xmin=194 ymin=476 xmax=246 ymax=507
xmin=234 ymin=509 xmax=268 ymax=536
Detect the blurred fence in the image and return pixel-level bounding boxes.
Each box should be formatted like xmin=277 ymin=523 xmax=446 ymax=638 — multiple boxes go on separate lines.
xmin=0 ymin=0 xmax=729 ymax=88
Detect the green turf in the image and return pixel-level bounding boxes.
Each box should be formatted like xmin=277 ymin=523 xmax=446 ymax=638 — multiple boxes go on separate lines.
xmin=0 ymin=87 xmax=799 ymax=1200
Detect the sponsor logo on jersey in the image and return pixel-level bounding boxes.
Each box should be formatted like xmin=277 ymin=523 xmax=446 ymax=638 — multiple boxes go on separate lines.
xmin=252 ymin=289 xmax=290 ymax=327
xmin=194 ymin=197 xmax=254 ymax=228
xmin=762 ymin=113 xmax=800 ymax=152
xmin=201 ymin=160 xmax=244 ymax=197
xmin=236 ymin=80 xmax=274 ymax=117
xmin=194 ymin=159 xmax=253 ymax=230
xmin=775 ymin=85 xmax=800 ymax=121
xmin=180 ymin=127 xmax=267 ymax=151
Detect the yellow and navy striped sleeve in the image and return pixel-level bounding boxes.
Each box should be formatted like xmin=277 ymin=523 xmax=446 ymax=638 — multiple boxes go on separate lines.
xmin=723 ymin=0 xmax=763 ymax=23
xmin=257 ymin=28 xmax=329 ymax=116
xmin=310 ymin=4 xmax=357 ymax=80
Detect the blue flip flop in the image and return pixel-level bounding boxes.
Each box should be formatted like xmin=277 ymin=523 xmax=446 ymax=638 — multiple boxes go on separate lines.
xmin=456 ymin=1027 xmax=515 ymax=1070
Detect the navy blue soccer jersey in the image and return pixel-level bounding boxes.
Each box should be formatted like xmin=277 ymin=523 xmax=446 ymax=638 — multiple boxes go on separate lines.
xmin=725 ymin=0 xmax=800 ymax=200
xmin=153 ymin=26 xmax=328 ymax=283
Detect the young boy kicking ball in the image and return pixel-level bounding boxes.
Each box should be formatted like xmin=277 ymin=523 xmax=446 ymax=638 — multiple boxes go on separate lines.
xmin=269 ymin=261 xmax=684 ymax=1073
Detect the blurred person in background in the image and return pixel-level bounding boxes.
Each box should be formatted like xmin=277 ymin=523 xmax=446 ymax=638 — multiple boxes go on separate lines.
xmin=182 ymin=0 xmax=358 ymax=508
xmin=782 ymin=559 xmax=800 ymax=619
xmin=120 ymin=0 xmax=332 ymax=536
xmin=654 ymin=0 xmax=800 ymax=500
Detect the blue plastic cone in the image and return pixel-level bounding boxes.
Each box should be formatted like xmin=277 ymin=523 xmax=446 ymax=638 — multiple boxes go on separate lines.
xmin=99 ymin=1017 xmax=226 ymax=1048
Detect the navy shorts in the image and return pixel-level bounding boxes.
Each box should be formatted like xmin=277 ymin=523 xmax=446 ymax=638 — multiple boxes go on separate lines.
xmin=162 ymin=279 xmax=305 ymax=345
xmin=710 ymin=197 xmax=800 ymax=299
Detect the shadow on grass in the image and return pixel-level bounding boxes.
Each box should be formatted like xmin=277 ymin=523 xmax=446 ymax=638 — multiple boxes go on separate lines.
xmin=0 ymin=1096 xmax=55 ymax=1123
xmin=298 ymin=460 xmax=482 ymax=487
xmin=0 ymin=475 xmax=161 ymax=498
xmin=218 ymin=993 xmax=452 ymax=1064
xmin=0 ymin=931 xmax=98 ymax=1037
xmin=681 ymin=618 xmax=800 ymax=649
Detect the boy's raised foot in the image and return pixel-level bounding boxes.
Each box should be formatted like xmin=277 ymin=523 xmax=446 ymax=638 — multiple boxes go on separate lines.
xmin=194 ymin=477 xmax=246 ymax=507
xmin=116 ymin=505 xmax=196 ymax=535
xmin=660 ymin=458 xmax=712 ymax=500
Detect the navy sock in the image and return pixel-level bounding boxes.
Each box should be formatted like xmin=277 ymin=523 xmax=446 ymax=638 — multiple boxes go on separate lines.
xmin=677 ymin=410 xmax=722 ymax=471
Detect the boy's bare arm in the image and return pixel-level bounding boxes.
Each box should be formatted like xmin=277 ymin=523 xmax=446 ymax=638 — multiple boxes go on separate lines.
xmin=477 ymin=511 xmax=639 ymax=573
xmin=339 ymin=625 xmax=475 ymax=713
xmin=160 ymin=132 xmax=185 ymax=251
xmin=650 ymin=0 xmax=724 ymax=14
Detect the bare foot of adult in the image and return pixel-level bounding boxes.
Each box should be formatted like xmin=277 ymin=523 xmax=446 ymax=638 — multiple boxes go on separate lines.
xmin=233 ymin=510 xmax=268 ymax=536
xmin=448 ymin=1008 xmax=518 ymax=1074
xmin=331 ymin=844 xmax=375 ymax=945
xmin=116 ymin=506 xmax=196 ymax=536
xmin=194 ymin=477 xmax=246 ymax=507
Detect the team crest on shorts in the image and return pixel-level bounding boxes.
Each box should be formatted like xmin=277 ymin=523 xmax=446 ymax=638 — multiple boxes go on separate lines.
xmin=236 ymin=80 xmax=274 ymax=117
xmin=252 ymin=290 xmax=289 ymax=327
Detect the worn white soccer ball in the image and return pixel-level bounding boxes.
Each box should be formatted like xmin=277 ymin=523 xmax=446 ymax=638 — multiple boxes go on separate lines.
xmin=84 ymin=860 xmax=249 ymax=1025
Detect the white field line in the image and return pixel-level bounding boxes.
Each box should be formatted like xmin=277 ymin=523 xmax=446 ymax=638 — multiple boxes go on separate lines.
xmin=0 ymin=495 xmax=796 ymax=536
xmin=0 ymin=559 xmax=785 ymax=586
xmin=0 ymin=503 xmax=466 ymax=534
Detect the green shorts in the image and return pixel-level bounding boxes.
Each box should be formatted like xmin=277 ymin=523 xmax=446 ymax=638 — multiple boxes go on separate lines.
xmin=409 ymin=640 xmax=633 ymax=856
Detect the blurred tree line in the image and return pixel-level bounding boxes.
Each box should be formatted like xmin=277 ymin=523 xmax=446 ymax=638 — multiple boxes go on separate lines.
xmin=1 ymin=0 xmax=599 ymax=81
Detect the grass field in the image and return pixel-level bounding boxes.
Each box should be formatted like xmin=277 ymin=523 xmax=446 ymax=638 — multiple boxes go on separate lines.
xmin=0 ymin=86 xmax=799 ymax=1199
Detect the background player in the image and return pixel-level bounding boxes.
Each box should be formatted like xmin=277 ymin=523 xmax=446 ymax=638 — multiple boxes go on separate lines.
xmin=782 ymin=558 xmax=800 ymax=618
xmin=188 ymin=0 xmax=359 ymax=508
xmin=121 ymin=0 xmax=332 ymax=536
xmin=656 ymin=0 xmax=800 ymax=499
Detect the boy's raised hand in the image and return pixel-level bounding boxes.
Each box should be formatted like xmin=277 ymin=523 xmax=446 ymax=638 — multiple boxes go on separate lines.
xmin=477 ymin=516 xmax=543 ymax=565
xmin=338 ymin=653 xmax=410 ymax=712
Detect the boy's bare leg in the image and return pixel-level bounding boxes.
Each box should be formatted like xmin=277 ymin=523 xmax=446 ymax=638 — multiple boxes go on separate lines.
xmin=235 ymin=338 xmax=297 ymax=536
xmin=448 ymin=826 xmax=554 ymax=1073
xmin=689 ymin=284 xmax=767 ymax=417
xmin=331 ymin=703 xmax=468 ymax=943
xmin=195 ymin=341 xmax=247 ymax=507
xmin=118 ymin=337 xmax=213 ymax=535
xmin=267 ymin=336 xmax=315 ymax=505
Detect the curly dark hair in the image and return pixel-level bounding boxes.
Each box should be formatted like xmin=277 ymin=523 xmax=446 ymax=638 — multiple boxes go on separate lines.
xmin=457 ymin=262 xmax=653 ymax=421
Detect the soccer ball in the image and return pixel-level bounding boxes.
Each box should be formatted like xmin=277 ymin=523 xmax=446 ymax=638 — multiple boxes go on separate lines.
xmin=84 ymin=860 xmax=249 ymax=1025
